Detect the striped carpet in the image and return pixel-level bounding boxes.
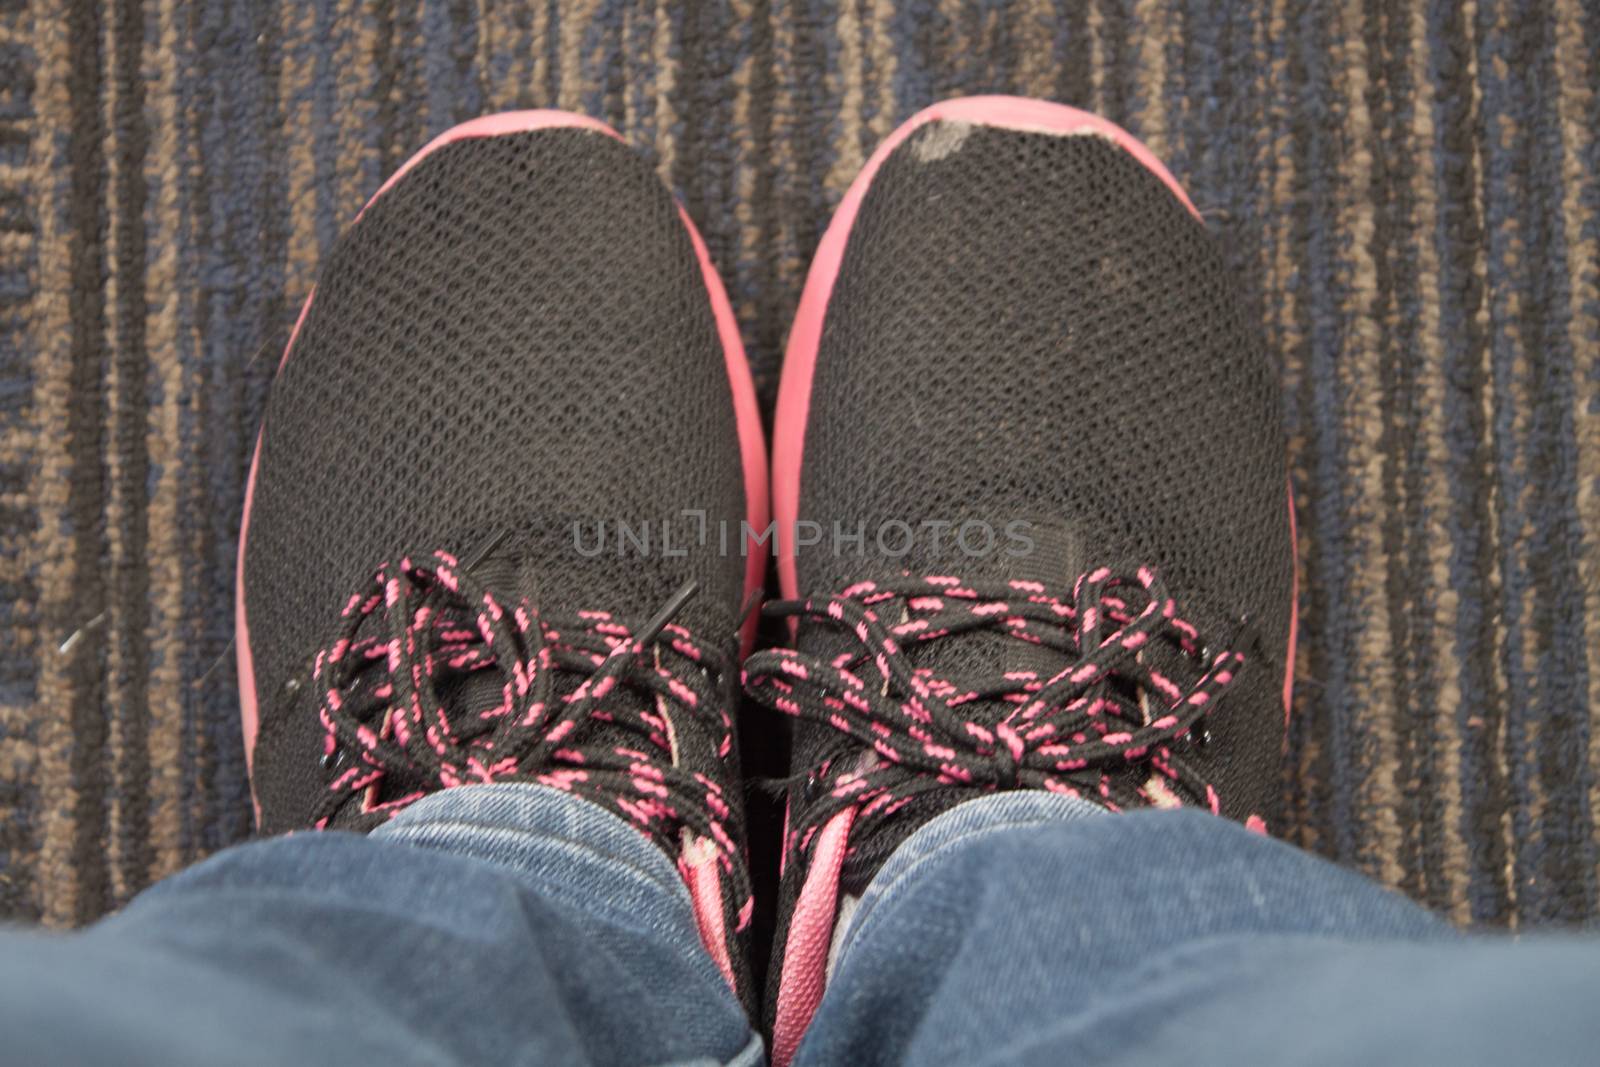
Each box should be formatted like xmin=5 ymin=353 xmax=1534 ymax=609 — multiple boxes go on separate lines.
xmin=2 ymin=1 xmax=1597 ymax=931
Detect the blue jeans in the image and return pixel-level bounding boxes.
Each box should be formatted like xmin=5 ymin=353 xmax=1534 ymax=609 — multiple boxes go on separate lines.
xmin=2 ymin=785 xmax=1597 ymax=1065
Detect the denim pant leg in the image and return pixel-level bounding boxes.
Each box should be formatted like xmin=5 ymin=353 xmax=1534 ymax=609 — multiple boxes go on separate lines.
xmin=0 ymin=783 xmax=760 ymax=1067
xmin=796 ymin=794 xmax=1600 ymax=1067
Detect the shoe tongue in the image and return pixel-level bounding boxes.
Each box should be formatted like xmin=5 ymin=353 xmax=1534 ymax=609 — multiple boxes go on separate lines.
xmin=980 ymin=517 xmax=1086 ymax=696
xmin=438 ymin=551 xmax=539 ymax=717
xmin=936 ymin=517 xmax=1211 ymax=708
xmin=438 ymin=660 xmax=518 ymax=720
xmin=796 ymin=517 xmax=1093 ymax=732
xmin=442 ymin=546 xmax=712 ymax=757
xmin=904 ymin=517 xmax=1087 ymax=728
xmin=428 ymin=550 xmax=662 ymax=748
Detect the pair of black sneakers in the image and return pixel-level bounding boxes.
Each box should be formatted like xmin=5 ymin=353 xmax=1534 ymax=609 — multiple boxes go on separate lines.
xmin=236 ymin=98 xmax=1294 ymax=1061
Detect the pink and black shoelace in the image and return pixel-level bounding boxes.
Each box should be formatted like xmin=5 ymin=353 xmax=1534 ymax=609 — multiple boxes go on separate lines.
xmin=742 ymin=565 xmax=1252 ymax=865
xmin=305 ymin=547 xmax=749 ymax=919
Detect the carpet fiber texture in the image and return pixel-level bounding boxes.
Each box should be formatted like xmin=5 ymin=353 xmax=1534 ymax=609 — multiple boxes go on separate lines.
xmin=1 ymin=1 xmax=1598 ymax=930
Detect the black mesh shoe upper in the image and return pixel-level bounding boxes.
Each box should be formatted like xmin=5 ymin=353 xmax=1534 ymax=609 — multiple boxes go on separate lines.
xmin=240 ymin=127 xmax=750 ymax=841
xmin=749 ymin=119 xmax=1294 ymax=901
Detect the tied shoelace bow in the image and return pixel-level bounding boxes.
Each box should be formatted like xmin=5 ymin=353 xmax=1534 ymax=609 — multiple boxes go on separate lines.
xmin=305 ymin=547 xmax=749 ymax=917
xmin=742 ymin=565 xmax=1254 ymax=863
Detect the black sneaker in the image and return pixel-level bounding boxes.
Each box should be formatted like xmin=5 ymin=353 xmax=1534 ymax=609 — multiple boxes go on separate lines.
xmin=744 ymin=96 xmax=1296 ymax=1062
xmin=236 ymin=112 xmax=769 ymax=999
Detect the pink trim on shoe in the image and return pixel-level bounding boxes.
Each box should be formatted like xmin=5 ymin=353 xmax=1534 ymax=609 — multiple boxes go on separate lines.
xmin=685 ymin=845 xmax=738 ymax=990
xmin=768 ymin=94 xmax=1299 ymax=1057
xmin=356 ymin=111 xmax=622 ymax=221
xmin=677 ymin=204 xmax=770 ymax=656
xmin=1285 ymin=481 xmax=1299 ymax=722
xmin=236 ymin=110 xmax=769 ymax=824
xmin=771 ymin=807 xmax=854 ymax=1067
xmin=235 ymin=289 xmax=316 ymax=824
